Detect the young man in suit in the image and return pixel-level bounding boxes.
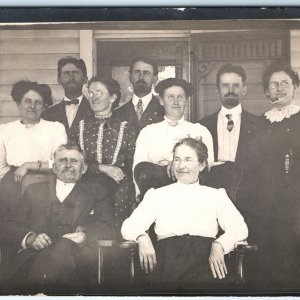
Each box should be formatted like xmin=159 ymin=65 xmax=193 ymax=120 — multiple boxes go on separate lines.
xmin=1 ymin=143 xmax=115 ymax=294
xmin=199 ymin=63 xmax=261 ymax=202
xmin=42 ymin=56 xmax=93 ymax=138
xmin=114 ymin=57 xmax=165 ymax=131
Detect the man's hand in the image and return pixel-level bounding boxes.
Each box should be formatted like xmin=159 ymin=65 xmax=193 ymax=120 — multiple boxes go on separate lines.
xmin=99 ymin=165 xmax=125 ymax=183
xmin=14 ymin=163 xmax=29 ymax=183
xmin=167 ymin=161 xmax=176 ymax=181
xmin=209 ymin=241 xmax=227 ymax=279
xmin=26 ymin=233 xmax=52 ymax=251
xmin=137 ymin=234 xmax=157 ymax=274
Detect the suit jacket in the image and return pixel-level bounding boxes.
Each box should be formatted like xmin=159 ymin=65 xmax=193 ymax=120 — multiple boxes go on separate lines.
xmin=9 ymin=179 xmax=115 ymax=247
xmin=113 ymin=95 xmax=165 ymax=131
xmin=199 ymin=109 xmax=262 ymax=165
xmin=42 ymin=96 xmax=93 ymax=137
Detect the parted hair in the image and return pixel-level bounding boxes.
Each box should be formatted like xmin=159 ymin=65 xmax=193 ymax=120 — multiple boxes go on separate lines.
xmin=262 ymin=60 xmax=300 ymax=92
xmin=173 ymin=137 xmax=208 ymax=164
xmin=11 ymin=80 xmax=51 ymax=106
xmin=216 ymin=63 xmax=247 ymax=86
xmin=57 ymin=56 xmax=87 ymax=77
xmin=88 ymin=76 xmax=121 ymax=110
xmin=54 ymin=143 xmax=86 ymax=163
xmin=155 ymin=78 xmax=195 ymax=98
xmin=129 ymin=57 xmax=158 ymax=76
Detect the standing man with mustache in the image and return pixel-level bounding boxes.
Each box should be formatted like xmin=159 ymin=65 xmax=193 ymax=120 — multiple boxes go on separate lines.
xmin=199 ymin=63 xmax=261 ymax=202
xmin=114 ymin=57 xmax=165 ymax=131
xmin=42 ymin=57 xmax=93 ymax=138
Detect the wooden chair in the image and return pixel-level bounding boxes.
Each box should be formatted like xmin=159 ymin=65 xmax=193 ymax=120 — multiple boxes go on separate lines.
xmin=96 ymin=239 xmax=257 ymax=288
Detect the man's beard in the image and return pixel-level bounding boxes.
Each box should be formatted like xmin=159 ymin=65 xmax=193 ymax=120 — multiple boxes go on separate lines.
xmin=223 ymin=93 xmax=239 ymax=107
xmin=133 ymin=80 xmax=151 ymax=95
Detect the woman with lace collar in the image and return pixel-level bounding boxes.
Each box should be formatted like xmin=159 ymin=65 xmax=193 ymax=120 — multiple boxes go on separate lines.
xmin=246 ymin=60 xmax=300 ymax=289
xmin=70 ymin=76 xmax=138 ymax=236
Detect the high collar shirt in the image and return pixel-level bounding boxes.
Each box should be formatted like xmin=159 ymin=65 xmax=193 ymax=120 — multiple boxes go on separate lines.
xmin=217 ymin=104 xmax=242 ymax=162
xmin=133 ymin=117 xmax=214 ymax=170
xmin=0 ymin=119 xmax=67 ymax=180
xmin=132 ymin=93 xmax=153 ymax=113
xmin=56 ymin=179 xmax=76 ymax=203
xmin=121 ymin=181 xmax=248 ymax=254
xmin=64 ymin=94 xmax=84 ymax=128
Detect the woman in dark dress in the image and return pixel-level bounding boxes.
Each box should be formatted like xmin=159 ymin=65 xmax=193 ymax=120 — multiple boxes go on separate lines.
xmin=247 ymin=60 xmax=300 ymax=289
xmin=70 ymin=77 xmax=138 ymax=236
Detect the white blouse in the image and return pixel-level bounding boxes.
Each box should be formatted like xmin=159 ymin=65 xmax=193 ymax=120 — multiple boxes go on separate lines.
xmin=121 ymin=181 xmax=248 ymax=254
xmin=0 ymin=119 xmax=67 ymax=180
xmin=133 ymin=117 xmax=214 ymax=169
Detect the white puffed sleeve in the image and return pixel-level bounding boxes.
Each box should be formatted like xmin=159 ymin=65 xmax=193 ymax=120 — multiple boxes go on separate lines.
xmin=215 ymin=188 xmax=248 ymax=254
xmin=121 ymin=188 xmax=158 ymax=241
xmin=0 ymin=124 xmax=10 ymax=181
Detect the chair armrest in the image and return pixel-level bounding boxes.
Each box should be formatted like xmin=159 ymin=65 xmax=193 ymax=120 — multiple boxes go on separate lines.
xmin=235 ymin=240 xmax=258 ymax=284
xmin=97 ymin=240 xmax=138 ymax=285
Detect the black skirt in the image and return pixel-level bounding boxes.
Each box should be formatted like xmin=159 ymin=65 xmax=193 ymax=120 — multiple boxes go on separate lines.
xmin=149 ymin=235 xmax=234 ymax=286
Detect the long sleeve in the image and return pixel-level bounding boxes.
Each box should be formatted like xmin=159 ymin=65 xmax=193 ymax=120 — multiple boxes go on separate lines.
xmin=51 ymin=122 xmax=68 ymax=156
xmin=121 ymin=188 xmax=158 ymax=241
xmin=199 ymin=125 xmax=214 ymax=165
xmin=215 ymin=188 xmax=248 ymax=254
xmin=124 ymin=123 xmax=138 ymax=176
xmin=0 ymin=125 xmax=10 ymax=181
xmin=132 ymin=127 xmax=150 ymax=171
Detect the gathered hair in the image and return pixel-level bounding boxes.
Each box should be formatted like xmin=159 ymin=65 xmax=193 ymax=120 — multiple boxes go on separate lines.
xmin=262 ymin=60 xmax=300 ymax=92
xmin=173 ymin=137 xmax=208 ymax=164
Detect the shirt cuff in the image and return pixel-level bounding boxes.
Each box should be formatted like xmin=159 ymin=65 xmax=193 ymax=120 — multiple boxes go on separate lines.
xmin=21 ymin=231 xmax=34 ymax=249
xmin=215 ymin=235 xmax=236 ymax=255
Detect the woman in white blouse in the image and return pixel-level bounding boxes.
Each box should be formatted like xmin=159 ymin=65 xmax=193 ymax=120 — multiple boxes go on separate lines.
xmin=122 ymin=137 xmax=248 ymax=285
xmin=0 ymin=80 xmax=67 ymax=221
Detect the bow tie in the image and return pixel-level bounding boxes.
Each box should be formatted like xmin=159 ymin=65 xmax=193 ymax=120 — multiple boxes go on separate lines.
xmin=64 ymin=99 xmax=79 ymax=105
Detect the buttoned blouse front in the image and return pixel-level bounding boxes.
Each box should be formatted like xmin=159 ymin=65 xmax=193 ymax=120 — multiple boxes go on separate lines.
xmin=133 ymin=118 xmax=214 ymax=169
xmin=0 ymin=119 xmax=67 ymax=180
xmin=122 ymin=181 xmax=248 ymax=254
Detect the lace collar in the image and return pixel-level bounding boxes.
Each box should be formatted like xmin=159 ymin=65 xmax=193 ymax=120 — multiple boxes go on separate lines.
xmin=264 ymin=104 xmax=300 ymax=123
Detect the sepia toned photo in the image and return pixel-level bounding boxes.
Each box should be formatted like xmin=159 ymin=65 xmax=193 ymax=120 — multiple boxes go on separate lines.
xmin=0 ymin=8 xmax=300 ymax=295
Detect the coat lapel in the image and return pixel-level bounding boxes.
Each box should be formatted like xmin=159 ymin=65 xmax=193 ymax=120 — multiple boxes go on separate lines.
xmin=70 ymin=97 xmax=93 ymax=131
xmin=55 ymin=101 xmax=69 ymax=131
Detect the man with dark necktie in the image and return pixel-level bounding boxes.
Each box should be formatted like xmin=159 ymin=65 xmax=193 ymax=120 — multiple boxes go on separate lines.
xmin=114 ymin=57 xmax=165 ymax=131
xmin=42 ymin=56 xmax=93 ymax=138
xmin=199 ymin=63 xmax=261 ymax=202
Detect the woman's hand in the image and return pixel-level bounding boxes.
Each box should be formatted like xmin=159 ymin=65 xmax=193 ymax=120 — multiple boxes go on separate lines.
xmin=209 ymin=241 xmax=227 ymax=279
xmin=14 ymin=163 xmax=29 ymax=183
xmin=137 ymin=234 xmax=157 ymax=274
xmin=99 ymin=165 xmax=125 ymax=183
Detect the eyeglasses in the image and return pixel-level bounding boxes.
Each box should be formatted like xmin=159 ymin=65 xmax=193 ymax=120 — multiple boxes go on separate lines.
xmin=269 ymin=80 xmax=292 ymax=90
xmin=88 ymin=91 xmax=109 ymax=99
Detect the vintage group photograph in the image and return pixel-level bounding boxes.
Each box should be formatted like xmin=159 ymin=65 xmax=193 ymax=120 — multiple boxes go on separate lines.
xmin=0 ymin=8 xmax=299 ymax=296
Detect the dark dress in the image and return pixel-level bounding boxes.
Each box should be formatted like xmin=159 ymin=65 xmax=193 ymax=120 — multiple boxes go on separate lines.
xmin=70 ymin=114 xmax=138 ymax=236
xmin=246 ymin=110 xmax=300 ymax=290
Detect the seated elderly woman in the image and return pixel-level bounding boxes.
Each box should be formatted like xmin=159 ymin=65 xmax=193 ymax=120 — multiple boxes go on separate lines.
xmin=0 ymin=80 xmax=67 ymax=226
xmin=122 ymin=137 xmax=248 ymax=285
xmin=133 ymin=78 xmax=214 ymax=199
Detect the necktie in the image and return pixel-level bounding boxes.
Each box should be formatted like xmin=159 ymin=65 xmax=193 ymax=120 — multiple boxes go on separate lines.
xmin=226 ymin=114 xmax=234 ymax=132
xmin=135 ymin=99 xmax=144 ymax=120
xmin=64 ymin=99 xmax=79 ymax=105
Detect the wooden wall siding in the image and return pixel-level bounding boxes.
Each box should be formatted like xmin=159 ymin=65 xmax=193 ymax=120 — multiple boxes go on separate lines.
xmin=0 ymin=30 xmax=80 ymax=124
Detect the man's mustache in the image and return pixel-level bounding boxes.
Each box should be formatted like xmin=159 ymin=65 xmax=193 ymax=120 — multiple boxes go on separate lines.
xmin=135 ymin=80 xmax=147 ymax=85
xmin=224 ymin=93 xmax=238 ymax=98
xmin=62 ymin=167 xmax=75 ymax=173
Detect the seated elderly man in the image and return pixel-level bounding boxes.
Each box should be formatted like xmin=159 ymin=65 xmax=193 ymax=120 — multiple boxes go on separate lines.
xmin=1 ymin=143 xmax=115 ymax=294
xmin=133 ymin=78 xmax=214 ymax=199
